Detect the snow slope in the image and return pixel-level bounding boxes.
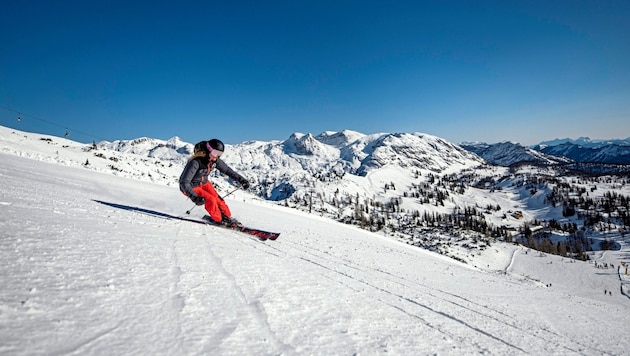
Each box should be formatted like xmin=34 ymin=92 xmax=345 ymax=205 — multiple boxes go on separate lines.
xmin=1 ymin=129 xmax=630 ymax=355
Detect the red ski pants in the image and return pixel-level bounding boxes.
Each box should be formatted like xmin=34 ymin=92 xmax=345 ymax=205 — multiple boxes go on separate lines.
xmin=193 ymin=181 xmax=232 ymax=223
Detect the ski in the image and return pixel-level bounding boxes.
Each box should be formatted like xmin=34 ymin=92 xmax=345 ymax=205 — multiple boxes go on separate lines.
xmin=202 ymin=215 xmax=280 ymax=240
xmin=91 ymin=201 xmax=280 ymax=239
xmin=237 ymin=226 xmax=280 ymax=241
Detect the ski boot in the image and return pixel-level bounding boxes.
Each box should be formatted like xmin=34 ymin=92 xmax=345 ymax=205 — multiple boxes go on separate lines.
xmin=221 ymin=214 xmax=243 ymax=228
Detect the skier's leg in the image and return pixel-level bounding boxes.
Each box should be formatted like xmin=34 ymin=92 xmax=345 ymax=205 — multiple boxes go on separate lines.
xmin=217 ymin=199 xmax=232 ymax=218
xmin=203 ymin=182 xmax=232 ymax=218
xmin=204 ymin=196 xmax=223 ymax=223
xmin=194 ymin=185 xmax=222 ymax=223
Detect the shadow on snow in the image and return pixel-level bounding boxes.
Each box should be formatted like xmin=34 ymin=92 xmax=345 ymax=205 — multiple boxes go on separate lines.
xmin=92 ymin=199 xmax=206 ymax=225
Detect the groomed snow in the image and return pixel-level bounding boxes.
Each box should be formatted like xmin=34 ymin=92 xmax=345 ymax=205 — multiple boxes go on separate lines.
xmin=1 ymin=130 xmax=629 ymax=355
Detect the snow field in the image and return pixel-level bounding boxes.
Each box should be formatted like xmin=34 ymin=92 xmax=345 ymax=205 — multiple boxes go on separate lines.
xmin=1 ymin=135 xmax=630 ymax=354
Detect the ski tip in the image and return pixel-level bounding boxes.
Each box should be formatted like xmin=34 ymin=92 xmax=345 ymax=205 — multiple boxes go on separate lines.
xmin=255 ymin=233 xmax=280 ymax=241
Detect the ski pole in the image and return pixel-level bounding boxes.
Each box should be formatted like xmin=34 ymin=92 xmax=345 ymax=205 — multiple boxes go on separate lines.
xmin=186 ymin=187 xmax=238 ymax=214
xmin=220 ymin=187 xmax=240 ymax=201
xmin=185 ymin=203 xmax=197 ymax=215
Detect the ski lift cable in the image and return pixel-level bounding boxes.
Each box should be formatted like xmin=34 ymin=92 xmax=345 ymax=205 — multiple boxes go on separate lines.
xmin=0 ymin=104 xmax=109 ymax=142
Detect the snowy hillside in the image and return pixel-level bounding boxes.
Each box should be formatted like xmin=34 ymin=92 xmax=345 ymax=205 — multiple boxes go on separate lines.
xmin=1 ymin=126 xmax=630 ymax=354
xmin=3 ymin=125 xmax=630 ymax=251
xmin=2 ymin=125 xmax=629 ymax=255
xmin=0 ymin=126 xmax=529 ymax=260
xmin=0 ymin=127 xmax=187 ymax=188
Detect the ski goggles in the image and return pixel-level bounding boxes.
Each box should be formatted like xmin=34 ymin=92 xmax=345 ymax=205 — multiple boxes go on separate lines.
xmin=206 ymin=142 xmax=223 ymax=158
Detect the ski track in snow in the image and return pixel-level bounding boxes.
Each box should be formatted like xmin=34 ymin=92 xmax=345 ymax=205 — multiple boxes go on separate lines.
xmin=269 ymin=239 xmax=584 ymax=354
xmin=1 ymin=139 xmax=630 ymax=355
xmin=197 ymin=230 xmax=294 ymax=354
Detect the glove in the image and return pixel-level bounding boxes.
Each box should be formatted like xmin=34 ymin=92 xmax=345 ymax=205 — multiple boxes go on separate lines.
xmin=239 ymin=177 xmax=250 ymax=190
xmin=190 ymin=194 xmax=205 ymax=206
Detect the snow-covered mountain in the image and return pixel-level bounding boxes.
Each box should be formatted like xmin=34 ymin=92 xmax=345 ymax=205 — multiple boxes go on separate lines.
xmin=531 ymin=136 xmax=630 ymax=164
xmin=460 ymin=141 xmax=571 ymax=166
xmin=75 ymin=127 xmax=487 ymax=204
xmin=103 ymin=136 xmax=194 ymax=162
xmin=462 ymin=138 xmax=630 ymax=166
xmin=537 ymin=136 xmax=630 ymax=148
xmin=534 ymin=141 xmax=630 ymax=164
xmin=226 ymin=131 xmax=485 ymax=200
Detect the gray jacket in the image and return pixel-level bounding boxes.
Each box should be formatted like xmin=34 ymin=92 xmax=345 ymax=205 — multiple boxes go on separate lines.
xmin=179 ymin=157 xmax=245 ymax=198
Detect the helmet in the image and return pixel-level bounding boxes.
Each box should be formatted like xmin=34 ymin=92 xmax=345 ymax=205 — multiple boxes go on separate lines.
xmin=207 ymin=139 xmax=224 ymax=152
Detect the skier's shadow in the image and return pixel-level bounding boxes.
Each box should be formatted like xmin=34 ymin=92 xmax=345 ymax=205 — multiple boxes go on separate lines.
xmin=92 ymin=200 xmax=206 ymax=224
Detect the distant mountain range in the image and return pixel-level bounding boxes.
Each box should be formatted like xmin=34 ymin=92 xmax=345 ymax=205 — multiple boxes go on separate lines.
xmin=462 ymin=137 xmax=630 ymax=166
xmin=536 ymin=137 xmax=630 ymax=148
xmin=459 ymin=141 xmax=571 ymax=166
xmin=101 ymin=132 xmax=630 ymax=173
xmin=533 ymin=141 xmax=630 ymax=165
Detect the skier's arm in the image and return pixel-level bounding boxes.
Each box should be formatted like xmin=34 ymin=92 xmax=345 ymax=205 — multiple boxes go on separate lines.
xmin=215 ymin=159 xmax=250 ymax=189
xmin=179 ymin=159 xmax=200 ymax=197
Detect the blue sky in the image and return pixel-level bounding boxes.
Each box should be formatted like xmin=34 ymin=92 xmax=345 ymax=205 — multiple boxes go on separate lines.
xmin=1 ymin=1 xmax=629 ymax=145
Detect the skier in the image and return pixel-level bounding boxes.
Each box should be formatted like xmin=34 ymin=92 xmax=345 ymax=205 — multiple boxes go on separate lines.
xmin=179 ymin=139 xmax=250 ymax=226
